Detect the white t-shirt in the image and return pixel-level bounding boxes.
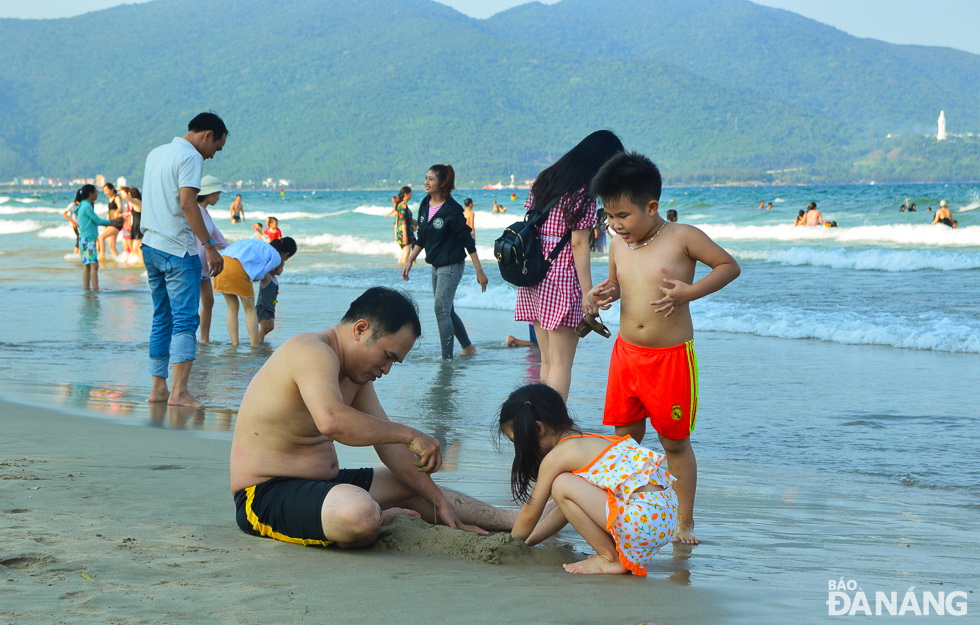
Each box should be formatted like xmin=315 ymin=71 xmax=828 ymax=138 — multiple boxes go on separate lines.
xmin=141 ymin=137 xmax=204 ymax=257
xmin=222 ymin=239 xmax=282 ymax=281
xmin=194 ymin=204 xmax=229 ymax=279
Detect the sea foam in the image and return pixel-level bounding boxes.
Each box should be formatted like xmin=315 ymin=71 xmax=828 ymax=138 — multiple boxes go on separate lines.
xmin=38 ymin=225 xmax=76 ymax=239
xmin=701 ymin=223 xmax=980 ymax=247
xmin=296 ymin=232 xmax=400 ymax=256
xmin=0 ymin=219 xmax=43 ymax=234
xmin=735 ymin=246 xmax=980 ymax=272
xmin=696 ymin=300 xmax=980 ymax=354
xmin=0 ymin=205 xmax=63 ymax=215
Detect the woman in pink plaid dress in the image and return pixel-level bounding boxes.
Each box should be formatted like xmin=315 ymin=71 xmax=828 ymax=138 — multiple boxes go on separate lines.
xmin=514 ymin=131 xmax=624 ymax=399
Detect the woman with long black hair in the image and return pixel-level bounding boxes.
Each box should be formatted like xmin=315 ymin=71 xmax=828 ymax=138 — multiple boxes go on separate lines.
xmin=514 ymin=130 xmax=625 ymax=400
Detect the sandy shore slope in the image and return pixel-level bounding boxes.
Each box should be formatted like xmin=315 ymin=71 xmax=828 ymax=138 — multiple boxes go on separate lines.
xmin=0 ymin=398 xmax=731 ymax=625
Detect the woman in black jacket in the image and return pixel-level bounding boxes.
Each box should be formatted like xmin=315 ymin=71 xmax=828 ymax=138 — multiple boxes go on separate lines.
xmin=402 ymin=164 xmax=488 ymax=360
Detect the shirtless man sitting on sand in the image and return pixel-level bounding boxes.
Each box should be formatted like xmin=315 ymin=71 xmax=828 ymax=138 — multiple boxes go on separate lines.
xmin=230 ymin=286 xmax=516 ymax=548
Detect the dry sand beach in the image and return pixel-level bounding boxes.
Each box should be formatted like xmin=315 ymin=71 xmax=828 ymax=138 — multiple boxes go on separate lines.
xmin=1 ymin=399 xmax=732 ymax=625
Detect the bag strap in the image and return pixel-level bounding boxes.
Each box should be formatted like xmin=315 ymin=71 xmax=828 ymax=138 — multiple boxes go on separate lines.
xmin=527 ymin=196 xmax=570 ymax=260
xmin=547 ymin=230 xmax=572 ymax=261
xmin=525 ymin=196 xmax=560 ymax=226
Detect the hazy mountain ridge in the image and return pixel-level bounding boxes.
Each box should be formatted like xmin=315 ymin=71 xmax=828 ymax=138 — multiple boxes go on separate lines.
xmin=0 ymin=0 xmax=975 ymax=186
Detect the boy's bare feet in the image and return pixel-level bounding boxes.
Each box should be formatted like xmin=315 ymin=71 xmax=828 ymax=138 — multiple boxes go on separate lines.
xmin=673 ymin=523 xmax=699 ymax=545
xmin=167 ymin=390 xmax=203 ymax=408
xmin=562 ymin=554 xmax=627 ymax=575
xmin=461 ymin=345 xmax=477 ymax=356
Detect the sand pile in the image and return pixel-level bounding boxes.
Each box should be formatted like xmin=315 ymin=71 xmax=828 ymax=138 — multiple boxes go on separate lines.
xmin=375 ymin=516 xmax=577 ymax=565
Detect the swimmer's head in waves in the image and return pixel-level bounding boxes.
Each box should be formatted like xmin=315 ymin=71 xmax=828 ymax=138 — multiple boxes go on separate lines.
xmin=341 ymin=287 xmax=421 ymax=384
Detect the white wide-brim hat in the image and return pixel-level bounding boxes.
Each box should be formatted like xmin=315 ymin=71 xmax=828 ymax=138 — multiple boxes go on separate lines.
xmin=199 ymin=175 xmax=225 ymax=196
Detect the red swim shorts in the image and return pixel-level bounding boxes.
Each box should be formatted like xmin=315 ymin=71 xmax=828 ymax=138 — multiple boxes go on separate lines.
xmin=602 ymin=335 xmax=698 ymax=440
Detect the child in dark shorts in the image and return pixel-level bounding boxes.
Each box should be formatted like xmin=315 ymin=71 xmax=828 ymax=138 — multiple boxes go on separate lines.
xmin=256 ymin=265 xmax=282 ymax=343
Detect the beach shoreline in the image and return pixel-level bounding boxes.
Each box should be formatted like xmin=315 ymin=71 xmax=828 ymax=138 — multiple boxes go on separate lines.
xmin=2 ymin=181 xmax=978 ymax=623
xmin=1 ymin=396 xmax=737 ymax=625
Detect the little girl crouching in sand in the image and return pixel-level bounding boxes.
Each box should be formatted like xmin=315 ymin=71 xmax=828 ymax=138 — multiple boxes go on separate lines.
xmin=498 ymin=384 xmax=677 ymax=575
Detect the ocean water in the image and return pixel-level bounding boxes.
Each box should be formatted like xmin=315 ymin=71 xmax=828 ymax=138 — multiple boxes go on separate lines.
xmin=1 ymin=183 xmax=977 ymax=622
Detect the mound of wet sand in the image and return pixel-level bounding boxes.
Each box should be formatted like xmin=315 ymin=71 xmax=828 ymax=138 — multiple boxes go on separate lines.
xmin=374 ymin=516 xmax=578 ymax=566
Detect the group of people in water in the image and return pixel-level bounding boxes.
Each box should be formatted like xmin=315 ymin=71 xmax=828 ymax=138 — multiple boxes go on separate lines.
xmin=780 ymin=197 xmax=959 ymax=228
xmin=898 ymin=195 xmax=959 ymax=227
xmin=62 ymin=183 xmax=143 ymax=288
xmin=67 ymin=169 xmax=295 ymax=348
xmin=792 ymin=202 xmax=837 ymax=227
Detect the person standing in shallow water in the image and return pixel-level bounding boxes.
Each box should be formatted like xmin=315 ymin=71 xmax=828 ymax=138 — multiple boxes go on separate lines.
xmin=513 ymin=130 xmax=624 ymax=401
xmin=402 ymin=164 xmax=488 ymax=360
xmin=140 ymin=112 xmax=228 ymax=407
xmin=390 ymin=186 xmax=415 ymax=264
xmin=74 ymin=184 xmax=113 ymax=290
xmin=589 ymin=151 xmax=741 ymax=546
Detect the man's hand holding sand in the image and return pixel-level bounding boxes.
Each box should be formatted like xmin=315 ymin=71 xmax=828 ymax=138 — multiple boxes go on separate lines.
xmin=230 ymin=287 xmax=516 ymax=549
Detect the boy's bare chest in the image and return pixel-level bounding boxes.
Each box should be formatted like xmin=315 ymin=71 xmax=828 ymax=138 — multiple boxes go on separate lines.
xmin=616 ymin=246 xmax=695 ymax=291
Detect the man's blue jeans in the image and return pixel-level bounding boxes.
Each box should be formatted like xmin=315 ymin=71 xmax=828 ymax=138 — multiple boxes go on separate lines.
xmin=143 ymin=245 xmax=202 ymax=378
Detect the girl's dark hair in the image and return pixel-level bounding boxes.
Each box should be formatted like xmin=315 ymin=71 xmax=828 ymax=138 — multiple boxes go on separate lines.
xmin=270 ymin=236 xmax=297 ymax=257
xmin=76 ymin=184 xmax=97 ymax=203
xmin=428 ymin=164 xmax=455 ymax=196
xmin=530 ymin=130 xmax=624 ymax=225
xmin=103 ymin=182 xmax=116 ymax=192
xmin=128 ymin=187 xmax=141 ymax=200
xmin=498 ymin=383 xmax=578 ymax=503
xmin=400 ymin=185 xmax=413 ymax=196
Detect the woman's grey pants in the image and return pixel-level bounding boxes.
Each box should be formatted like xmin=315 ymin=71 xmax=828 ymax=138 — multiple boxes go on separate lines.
xmin=431 ymin=262 xmax=471 ymax=360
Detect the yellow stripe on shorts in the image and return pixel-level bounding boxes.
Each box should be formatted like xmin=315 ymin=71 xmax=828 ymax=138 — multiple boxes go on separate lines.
xmin=686 ymin=340 xmax=699 ymax=433
xmin=244 ymin=485 xmax=334 ymax=547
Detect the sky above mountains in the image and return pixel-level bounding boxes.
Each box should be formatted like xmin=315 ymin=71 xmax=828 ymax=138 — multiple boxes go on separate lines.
xmin=3 ymin=0 xmax=979 ymax=55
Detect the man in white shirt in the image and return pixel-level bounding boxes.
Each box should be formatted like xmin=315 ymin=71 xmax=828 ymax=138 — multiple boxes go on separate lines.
xmin=141 ymin=112 xmax=228 ymax=407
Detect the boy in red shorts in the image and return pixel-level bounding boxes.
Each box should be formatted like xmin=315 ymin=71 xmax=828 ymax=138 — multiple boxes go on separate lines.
xmin=588 ymin=152 xmax=740 ymax=545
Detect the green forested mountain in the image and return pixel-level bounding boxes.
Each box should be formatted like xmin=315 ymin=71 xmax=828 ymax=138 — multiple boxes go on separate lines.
xmin=0 ymin=0 xmax=976 ymax=186
xmin=483 ymin=0 xmax=980 ymax=139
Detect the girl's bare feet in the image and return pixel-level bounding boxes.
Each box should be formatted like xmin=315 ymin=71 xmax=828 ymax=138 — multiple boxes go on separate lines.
xmin=562 ymin=554 xmax=628 ymax=575
xmin=672 ymin=523 xmax=699 ymax=545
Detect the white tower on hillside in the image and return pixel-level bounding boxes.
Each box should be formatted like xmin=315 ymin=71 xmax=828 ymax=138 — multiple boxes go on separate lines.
xmin=937 ymin=110 xmax=947 ymax=141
